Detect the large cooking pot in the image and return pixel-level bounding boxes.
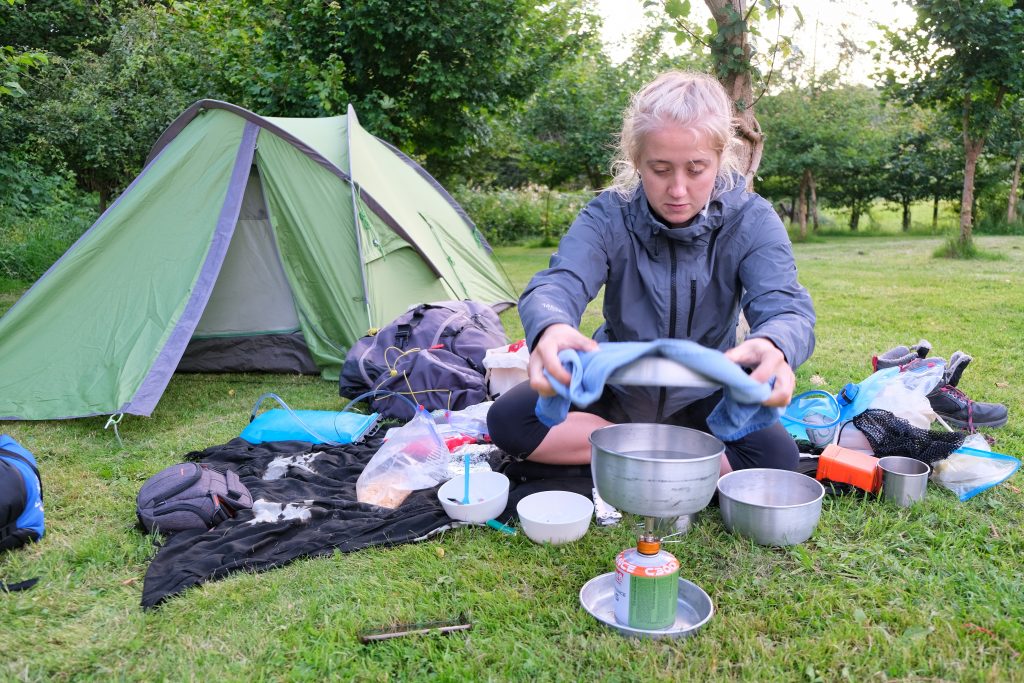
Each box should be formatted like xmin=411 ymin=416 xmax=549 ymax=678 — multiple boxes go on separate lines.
xmin=589 ymin=423 xmax=723 ymax=519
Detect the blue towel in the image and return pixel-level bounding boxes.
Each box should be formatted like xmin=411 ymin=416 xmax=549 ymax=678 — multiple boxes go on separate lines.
xmin=535 ymin=340 xmax=782 ymax=442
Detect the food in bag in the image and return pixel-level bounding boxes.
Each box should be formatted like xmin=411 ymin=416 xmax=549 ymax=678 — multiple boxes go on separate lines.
xmin=930 ymin=447 xmax=1020 ymax=501
xmin=356 ymin=406 xmax=450 ymax=509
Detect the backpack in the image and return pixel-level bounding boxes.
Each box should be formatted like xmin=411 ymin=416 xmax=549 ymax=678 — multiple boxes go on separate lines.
xmin=136 ymin=463 xmax=253 ymax=535
xmin=339 ymin=301 xmax=507 ymax=420
xmin=0 ymin=434 xmax=44 ymax=553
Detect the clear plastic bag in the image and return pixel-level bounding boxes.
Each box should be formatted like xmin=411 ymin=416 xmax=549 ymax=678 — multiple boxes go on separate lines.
xmin=868 ymin=380 xmax=937 ymax=429
xmin=434 ymin=401 xmax=492 ymax=439
xmin=838 ymin=361 xmax=946 ymax=424
xmin=930 ymin=446 xmax=1021 ymax=501
xmin=356 ymin=405 xmax=450 ymax=509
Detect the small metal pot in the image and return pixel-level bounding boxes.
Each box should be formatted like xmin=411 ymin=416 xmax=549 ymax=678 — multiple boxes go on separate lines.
xmin=590 ymin=423 xmax=723 ymax=519
xmin=717 ymin=468 xmax=825 ymax=546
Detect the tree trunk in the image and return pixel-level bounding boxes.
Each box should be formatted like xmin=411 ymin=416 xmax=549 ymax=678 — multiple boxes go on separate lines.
xmin=850 ymin=206 xmax=860 ymax=231
xmin=960 ymin=104 xmax=985 ymax=246
xmin=809 ymin=172 xmax=819 ymax=232
xmin=932 ymin=196 xmax=939 ymax=230
xmin=795 ymin=170 xmax=809 ymax=240
xmin=902 ymin=199 xmax=911 ymax=232
xmin=1009 ymin=150 xmax=1022 ymax=223
xmin=705 ymin=0 xmax=763 ymax=190
xmin=98 ymin=190 xmax=110 ymax=216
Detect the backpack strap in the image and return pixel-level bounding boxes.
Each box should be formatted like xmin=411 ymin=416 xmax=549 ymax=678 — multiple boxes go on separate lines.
xmin=394 ymin=305 xmax=430 ymax=350
xmin=394 ymin=323 xmax=413 ymax=349
xmin=0 ymin=577 xmax=39 ymax=592
xmin=208 ymin=496 xmax=232 ymax=525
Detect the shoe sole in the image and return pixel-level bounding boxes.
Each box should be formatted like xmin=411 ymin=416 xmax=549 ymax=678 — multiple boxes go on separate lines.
xmin=936 ymin=414 xmax=1008 ymax=429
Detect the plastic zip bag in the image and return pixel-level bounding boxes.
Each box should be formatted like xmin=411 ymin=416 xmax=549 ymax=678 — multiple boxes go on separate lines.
xmin=356 ymin=405 xmax=450 ymax=509
xmin=930 ymin=446 xmax=1021 ymax=501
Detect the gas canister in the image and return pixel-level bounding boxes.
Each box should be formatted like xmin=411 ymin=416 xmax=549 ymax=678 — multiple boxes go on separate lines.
xmin=613 ymin=536 xmax=679 ymax=630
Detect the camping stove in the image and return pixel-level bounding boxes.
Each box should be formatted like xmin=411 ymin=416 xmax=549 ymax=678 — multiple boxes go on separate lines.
xmin=582 ymin=357 xmax=724 ymax=635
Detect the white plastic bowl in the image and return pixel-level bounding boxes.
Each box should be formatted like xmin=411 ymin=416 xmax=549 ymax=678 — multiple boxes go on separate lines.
xmin=517 ymin=490 xmax=594 ymax=545
xmin=438 ymin=471 xmax=510 ymax=524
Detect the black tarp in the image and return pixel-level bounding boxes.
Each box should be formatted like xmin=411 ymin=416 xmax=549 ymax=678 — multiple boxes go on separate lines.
xmin=141 ymin=436 xmax=593 ymax=608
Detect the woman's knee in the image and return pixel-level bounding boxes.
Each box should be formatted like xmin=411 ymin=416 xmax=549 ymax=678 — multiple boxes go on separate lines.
xmin=724 ymin=422 xmax=799 ymax=471
xmin=486 ymin=381 xmax=548 ymax=459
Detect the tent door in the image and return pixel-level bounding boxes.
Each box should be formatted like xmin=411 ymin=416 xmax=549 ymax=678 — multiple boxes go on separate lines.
xmin=177 ymin=167 xmax=318 ymax=373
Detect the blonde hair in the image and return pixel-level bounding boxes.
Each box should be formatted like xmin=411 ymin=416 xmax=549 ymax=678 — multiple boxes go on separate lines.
xmin=609 ymin=70 xmax=740 ymax=199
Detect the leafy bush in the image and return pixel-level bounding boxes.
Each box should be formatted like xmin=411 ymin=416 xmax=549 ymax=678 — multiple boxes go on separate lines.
xmin=974 ymin=213 xmax=1024 ymax=236
xmin=0 ymin=153 xmax=96 ymax=280
xmin=453 ymin=184 xmax=592 ymax=246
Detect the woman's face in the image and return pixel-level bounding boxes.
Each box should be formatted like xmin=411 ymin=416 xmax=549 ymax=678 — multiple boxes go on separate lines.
xmin=636 ymin=122 xmax=720 ymax=227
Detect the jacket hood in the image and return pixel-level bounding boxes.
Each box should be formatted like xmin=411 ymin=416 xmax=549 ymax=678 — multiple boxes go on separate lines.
xmin=628 ymin=170 xmax=749 ymax=249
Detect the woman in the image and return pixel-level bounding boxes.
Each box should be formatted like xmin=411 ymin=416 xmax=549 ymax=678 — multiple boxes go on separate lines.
xmin=487 ymin=70 xmax=815 ymax=475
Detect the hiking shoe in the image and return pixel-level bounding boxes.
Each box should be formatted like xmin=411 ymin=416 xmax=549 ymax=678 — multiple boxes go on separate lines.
xmin=943 ymin=350 xmax=971 ymax=387
xmin=872 ymin=339 xmax=932 ymax=371
xmin=927 ymin=384 xmax=1008 ymax=430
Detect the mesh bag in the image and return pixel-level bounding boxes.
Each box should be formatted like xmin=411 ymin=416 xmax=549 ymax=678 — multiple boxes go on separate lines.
xmin=852 ymin=409 xmax=965 ymax=465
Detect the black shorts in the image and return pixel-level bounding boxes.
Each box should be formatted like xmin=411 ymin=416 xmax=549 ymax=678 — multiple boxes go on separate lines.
xmin=486 ymin=380 xmax=798 ymax=471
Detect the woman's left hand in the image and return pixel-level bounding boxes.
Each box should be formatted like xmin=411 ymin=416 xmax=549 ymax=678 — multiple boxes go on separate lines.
xmin=724 ymin=337 xmax=795 ymax=407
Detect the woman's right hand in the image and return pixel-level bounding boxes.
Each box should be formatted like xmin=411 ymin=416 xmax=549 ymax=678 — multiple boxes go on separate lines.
xmin=527 ymin=323 xmax=600 ymax=397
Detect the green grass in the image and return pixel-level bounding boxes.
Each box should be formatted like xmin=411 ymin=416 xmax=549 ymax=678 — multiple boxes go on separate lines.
xmin=2 ymin=235 xmax=1023 ymax=681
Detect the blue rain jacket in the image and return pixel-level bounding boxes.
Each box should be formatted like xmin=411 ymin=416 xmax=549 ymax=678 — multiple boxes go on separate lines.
xmin=519 ymin=173 xmax=816 ymax=423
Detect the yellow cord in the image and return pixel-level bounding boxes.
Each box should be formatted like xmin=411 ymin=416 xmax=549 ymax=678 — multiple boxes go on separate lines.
xmin=384 ymin=345 xmax=423 ymax=374
xmin=372 ymin=365 xmax=456 ymax=413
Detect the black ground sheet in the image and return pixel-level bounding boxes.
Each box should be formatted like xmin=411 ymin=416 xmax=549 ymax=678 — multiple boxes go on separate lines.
xmin=141 ymin=436 xmax=593 ymax=608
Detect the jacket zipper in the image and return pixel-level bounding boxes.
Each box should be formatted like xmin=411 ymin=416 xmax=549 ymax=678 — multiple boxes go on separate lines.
xmin=686 ymin=279 xmax=697 ymax=336
xmin=657 ymin=243 xmax=681 ymax=421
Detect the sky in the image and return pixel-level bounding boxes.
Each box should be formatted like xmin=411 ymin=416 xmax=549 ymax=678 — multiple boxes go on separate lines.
xmin=594 ymin=0 xmax=918 ymax=85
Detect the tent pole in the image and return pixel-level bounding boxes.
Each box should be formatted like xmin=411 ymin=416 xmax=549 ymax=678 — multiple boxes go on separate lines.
xmin=346 ymin=105 xmax=375 ymax=330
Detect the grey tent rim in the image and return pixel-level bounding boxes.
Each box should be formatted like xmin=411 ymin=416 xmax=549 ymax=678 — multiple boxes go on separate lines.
xmin=147 ymin=99 xmax=449 ymax=280
xmin=152 ymin=100 xmax=486 ymax=247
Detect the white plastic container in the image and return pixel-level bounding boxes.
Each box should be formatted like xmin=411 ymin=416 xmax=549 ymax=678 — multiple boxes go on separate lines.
xmin=516 ymin=490 xmax=594 ymax=545
xmin=438 ymin=471 xmax=509 ymax=524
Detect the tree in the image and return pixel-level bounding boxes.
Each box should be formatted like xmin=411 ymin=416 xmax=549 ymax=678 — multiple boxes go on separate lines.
xmin=756 ymin=87 xmax=829 ymax=238
xmin=656 ymin=0 xmax=799 ymax=188
xmin=519 ymin=53 xmax=624 ymax=189
xmin=0 ymin=0 xmax=49 ymax=98
xmin=758 ymin=85 xmax=898 ymax=235
xmin=987 ymin=97 xmax=1024 ymax=223
xmin=0 ymin=0 xmax=136 ymax=57
xmin=518 ymin=26 xmax=693 ymax=189
xmin=192 ymin=0 xmax=592 ymax=183
xmin=819 ymin=89 xmax=897 ymax=231
xmin=0 ymin=44 xmax=46 ymax=98
xmin=22 ymin=4 xmax=211 ymax=211
xmin=881 ymin=0 xmax=1024 ymax=249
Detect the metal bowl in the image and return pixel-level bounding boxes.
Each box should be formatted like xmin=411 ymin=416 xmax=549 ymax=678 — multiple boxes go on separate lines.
xmin=717 ymin=468 xmax=825 ymax=546
xmin=589 ymin=424 xmax=723 ymax=518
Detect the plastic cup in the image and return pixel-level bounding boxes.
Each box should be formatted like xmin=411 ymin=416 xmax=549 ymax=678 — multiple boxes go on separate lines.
xmin=877 ymin=456 xmax=930 ymax=507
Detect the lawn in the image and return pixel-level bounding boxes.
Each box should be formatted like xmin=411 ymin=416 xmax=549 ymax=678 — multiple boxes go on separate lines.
xmin=1 ymin=235 xmax=1022 ymax=682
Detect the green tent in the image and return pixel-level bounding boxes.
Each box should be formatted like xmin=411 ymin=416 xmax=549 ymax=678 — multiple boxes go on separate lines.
xmin=0 ymin=100 xmax=516 ymax=421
